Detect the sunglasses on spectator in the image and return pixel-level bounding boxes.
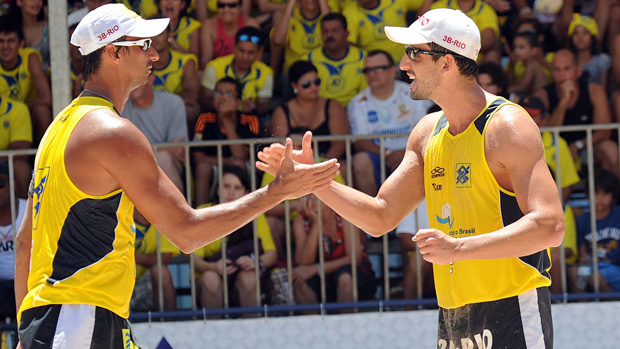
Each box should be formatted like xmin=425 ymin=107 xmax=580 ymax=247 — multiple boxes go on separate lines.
xmin=213 ymin=91 xmax=236 ymax=98
xmin=299 ymin=78 xmax=321 ymax=89
xmin=217 ymin=2 xmax=239 ymax=8
xmin=238 ymin=34 xmax=261 ymax=44
xmin=362 ymin=65 xmax=392 ymax=74
xmin=404 ymin=46 xmax=464 ymax=60
xmin=111 ymin=38 xmax=152 ymax=51
xmin=0 ymin=177 xmax=7 ymax=189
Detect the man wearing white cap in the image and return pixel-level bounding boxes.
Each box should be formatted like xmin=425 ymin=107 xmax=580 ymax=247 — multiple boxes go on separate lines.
xmin=258 ymin=8 xmax=562 ymax=348
xmin=13 ymin=4 xmax=339 ymax=348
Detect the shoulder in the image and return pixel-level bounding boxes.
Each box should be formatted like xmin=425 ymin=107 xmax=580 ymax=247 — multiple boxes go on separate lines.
xmin=349 ymin=88 xmax=370 ymax=105
xmin=252 ymin=60 xmax=273 ymax=75
xmin=156 ymin=90 xmax=184 ymax=106
xmin=487 ymin=102 xmax=542 ymax=152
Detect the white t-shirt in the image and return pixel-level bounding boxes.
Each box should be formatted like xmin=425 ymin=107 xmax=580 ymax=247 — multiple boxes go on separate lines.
xmin=0 ymin=198 xmax=26 ymax=280
xmin=347 ymin=80 xmax=434 ymax=150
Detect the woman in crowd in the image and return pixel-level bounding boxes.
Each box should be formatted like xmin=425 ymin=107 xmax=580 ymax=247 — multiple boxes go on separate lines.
xmin=10 ymin=0 xmax=49 ymax=71
xmin=158 ymin=0 xmax=201 ymax=58
xmin=568 ymin=14 xmax=611 ymax=87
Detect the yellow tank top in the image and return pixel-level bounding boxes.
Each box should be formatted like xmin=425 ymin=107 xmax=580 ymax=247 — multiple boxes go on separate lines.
xmin=153 ymin=49 xmax=198 ymax=95
xmin=424 ymin=97 xmax=551 ymax=309
xmin=18 ymin=96 xmax=136 ymax=320
xmin=0 ymin=48 xmax=40 ymax=103
xmin=172 ymin=16 xmax=201 ymax=52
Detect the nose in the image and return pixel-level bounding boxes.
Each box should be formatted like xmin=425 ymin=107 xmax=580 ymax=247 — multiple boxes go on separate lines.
xmin=399 ymin=54 xmax=409 ymax=71
xmin=149 ymin=46 xmax=159 ymax=62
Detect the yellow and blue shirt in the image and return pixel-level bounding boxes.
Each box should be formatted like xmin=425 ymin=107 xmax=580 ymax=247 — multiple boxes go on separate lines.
xmin=431 ymin=0 xmax=499 ymax=37
xmin=0 ymin=96 xmax=31 ymax=150
xmin=172 ymin=16 xmax=201 ymax=53
xmin=153 ymin=49 xmax=198 ymax=95
xmin=19 ymin=96 xmax=137 ymax=321
xmin=0 ymin=48 xmax=41 ymax=103
xmin=343 ymin=0 xmax=421 ymax=64
xmin=202 ymin=54 xmax=274 ymax=102
xmin=274 ymin=8 xmax=323 ymax=71
xmin=307 ymin=46 xmax=367 ymax=107
xmin=424 ymin=97 xmax=551 ymax=309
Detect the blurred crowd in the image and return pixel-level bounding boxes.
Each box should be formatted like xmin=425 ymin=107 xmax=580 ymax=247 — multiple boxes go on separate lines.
xmin=1 ymin=0 xmax=620 ymax=318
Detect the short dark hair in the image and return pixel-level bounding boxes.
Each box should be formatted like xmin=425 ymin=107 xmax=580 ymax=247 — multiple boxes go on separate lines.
xmin=235 ymin=26 xmax=263 ymax=47
xmin=367 ymin=50 xmax=394 ymax=66
xmin=82 ymin=36 xmax=128 ymax=82
xmin=215 ymin=76 xmax=243 ymax=99
xmin=222 ymin=165 xmax=251 ymax=192
xmin=0 ymin=17 xmax=24 ymax=42
xmin=478 ymin=62 xmax=507 ymax=95
xmin=321 ymin=13 xmax=347 ymax=31
xmin=288 ymin=60 xmax=318 ymax=84
xmin=513 ymin=31 xmax=539 ymax=48
xmin=429 ymin=42 xmax=478 ymax=79
xmin=513 ymin=17 xmax=544 ymax=36
xmin=594 ymin=168 xmax=619 ymax=203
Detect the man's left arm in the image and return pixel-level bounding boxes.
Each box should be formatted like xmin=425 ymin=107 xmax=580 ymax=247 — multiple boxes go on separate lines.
xmin=15 ymin=196 xmax=33 ymax=320
xmin=415 ymin=106 xmax=565 ymax=263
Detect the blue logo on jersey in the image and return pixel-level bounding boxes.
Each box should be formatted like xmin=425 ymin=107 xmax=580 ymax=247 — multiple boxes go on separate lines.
xmin=33 ymin=167 xmax=51 ymax=230
xmin=456 ymin=163 xmax=471 ymax=188
xmin=435 ymin=203 xmax=454 ymax=229
xmin=3 ymin=120 xmax=8 ymax=129
xmin=368 ymin=111 xmax=378 ymax=123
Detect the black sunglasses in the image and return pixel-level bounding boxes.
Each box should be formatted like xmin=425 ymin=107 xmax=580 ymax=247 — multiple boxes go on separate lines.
xmin=404 ymin=46 xmax=458 ymax=60
xmin=362 ymin=65 xmax=392 ymax=74
xmin=217 ymin=2 xmax=240 ymax=8
xmin=299 ymin=78 xmax=321 ymax=89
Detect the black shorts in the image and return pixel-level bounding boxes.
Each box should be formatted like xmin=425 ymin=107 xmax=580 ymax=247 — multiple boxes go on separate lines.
xmin=438 ymin=287 xmax=553 ymax=349
xmin=306 ymin=264 xmax=376 ymax=302
xmin=19 ymin=304 xmax=140 ymax=349
xmin=0 ymin=280 xmax=16 ymax=320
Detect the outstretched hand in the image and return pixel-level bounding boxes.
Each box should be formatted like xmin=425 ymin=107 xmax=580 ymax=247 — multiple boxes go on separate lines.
xmin=266 ymin=136 xmax=339 ymax=201
xmin=412 ymin=229 xmax=461 ymax=265
xmin=256 ymin=131 xmax=316 ymax=176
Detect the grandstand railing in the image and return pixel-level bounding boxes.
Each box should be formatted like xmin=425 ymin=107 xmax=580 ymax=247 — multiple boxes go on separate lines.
xmin=2 ymin=123 xmax=620 ymax=321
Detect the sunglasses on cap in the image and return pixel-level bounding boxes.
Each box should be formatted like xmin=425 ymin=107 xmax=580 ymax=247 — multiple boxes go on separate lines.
xmin=111 ymin=38 xmax=152 ymax=51
xmin=238 ymin=34 xmax=261 ymax=44
xmin=362 ymin=65 xmax=392 ymax=74
xmin=299 ymin=78 xmax=321 ymax=89
xmin=404 ymin=46 xmax=464 ymax=60
xmin=217 ymin=2 xmax=240 ymax=8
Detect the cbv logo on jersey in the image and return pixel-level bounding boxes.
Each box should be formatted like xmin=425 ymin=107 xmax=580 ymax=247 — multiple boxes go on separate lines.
xmin=438 ymin=329 xmax=493 ymax=349
xmin=33 ymin=167 xmax=50 ymax=230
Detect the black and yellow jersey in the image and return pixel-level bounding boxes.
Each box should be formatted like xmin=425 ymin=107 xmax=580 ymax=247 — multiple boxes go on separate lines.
xmin=424 ymin=97 xmax=551 ymax=309
xmin=18 ymin=96 xmax=137 ymax=321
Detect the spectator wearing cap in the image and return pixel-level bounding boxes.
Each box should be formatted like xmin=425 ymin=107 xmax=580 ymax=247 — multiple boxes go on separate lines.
xmin=534 ymin=49 xmax=618 ymax=176
xmin=200 ymin=26 xmax=273 ymax=115
xmin=519 ymin=95 xmax=581 ymax=295
xmin=0 ymin=160 xmax=27 ymax=321
xmin=150 ymin=17 xmax=201 ymax=131
xmin=567 ymin=14 xmax=611 ymax=87
xmin=0 ymin=96 xmax=31 ymax=199
xmin=307 ymin=13 xmax=367 ymax=108
xmin=420 ymin=0 xmax=501 ymax=63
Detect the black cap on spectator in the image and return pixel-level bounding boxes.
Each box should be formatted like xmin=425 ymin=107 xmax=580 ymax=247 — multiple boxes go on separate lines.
xmin=519 ymin=96 xmax=547 ymax=118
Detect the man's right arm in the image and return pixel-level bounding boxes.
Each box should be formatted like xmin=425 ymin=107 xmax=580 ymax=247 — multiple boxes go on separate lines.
xmin=311 ymin=114 xmax=437 ymax=236
xmin=14 ymin=196 xmax=33 ymax=317
xmin=97 ymin=120 xmax=339 ymax=253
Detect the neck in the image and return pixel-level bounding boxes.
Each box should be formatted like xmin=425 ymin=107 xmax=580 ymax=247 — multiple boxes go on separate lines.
xmin=169 ymin=17 xmax=180 ymax=31
xmin=435 ymin=80 xmax=487 ymax=135
xmin=131 ymin=91 xmax=154 ymax=109
xmin=363 ymin=0 xmax=379 ymax=9
xmin=153 ymin=50 xmax=170 ymax=69
xmin=83 ymin=77 xmax=130 ymax=114
xmin=456 ymin=0 xmax=475 ymax=11
xmin=232 ymin=59 xmax=250 ymax=77
xmin=596 ymin=207 xmax=610 ymax=220
xmin=301 ymin=7 xmax=319 ymax=19
xmin=22 ymin=13 xmax=39 ymax=26
xmin=371 ymin=82 xmax=395 ymax=100
xmin=577 ymin=50 xmax=592 ymax=64
xmin=1 ymin=57 xmax=19 ymax=71
xmin=295 ymin=95 xmax=317 ymax=108
xmin=326 ymin=45 xmax=347 ymax=60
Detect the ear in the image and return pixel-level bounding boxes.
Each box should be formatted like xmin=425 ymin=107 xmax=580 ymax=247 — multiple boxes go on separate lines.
xmin=442 ymin=54 xmax=456 ymax=72
xmin=103 ymin=44 xmax=122 ymax=63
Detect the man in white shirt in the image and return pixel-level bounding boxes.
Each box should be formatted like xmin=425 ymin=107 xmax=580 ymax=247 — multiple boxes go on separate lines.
xmin=347 ymin=49 xmax=434 ymax=300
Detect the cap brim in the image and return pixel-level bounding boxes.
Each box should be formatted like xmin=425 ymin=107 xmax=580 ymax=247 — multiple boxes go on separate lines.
xmin=384 ymin=26 xmax=432 ymax=45
xmin=126 ymin=17 xmax=170 ymax=38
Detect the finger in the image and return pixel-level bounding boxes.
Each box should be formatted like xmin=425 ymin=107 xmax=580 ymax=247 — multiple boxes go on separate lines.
xmin=302 ymin=131 xmax=313 ymax=152
xmin=284 ymin=138 xmax=293 ymax=159
xmin=412 ymin=229 xmax=435 ymax=241
xmin=256 ymin=161 xmax=276 ymax=175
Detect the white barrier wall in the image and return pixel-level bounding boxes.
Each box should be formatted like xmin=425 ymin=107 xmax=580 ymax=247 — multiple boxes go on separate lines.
xmin=133 ymin=302 xmax=620 ymax=349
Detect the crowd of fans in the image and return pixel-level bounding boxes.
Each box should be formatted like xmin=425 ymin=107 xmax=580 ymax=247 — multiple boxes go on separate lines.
xmin=1 ymin=0 xmax=620 ymax=318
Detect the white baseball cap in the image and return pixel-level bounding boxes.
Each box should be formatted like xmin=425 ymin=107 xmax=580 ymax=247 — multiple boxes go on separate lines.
xmin=70 ymin=3 xmax=170 ymax=55
xmin=384 ymin=9 xmax=481 ymax=61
